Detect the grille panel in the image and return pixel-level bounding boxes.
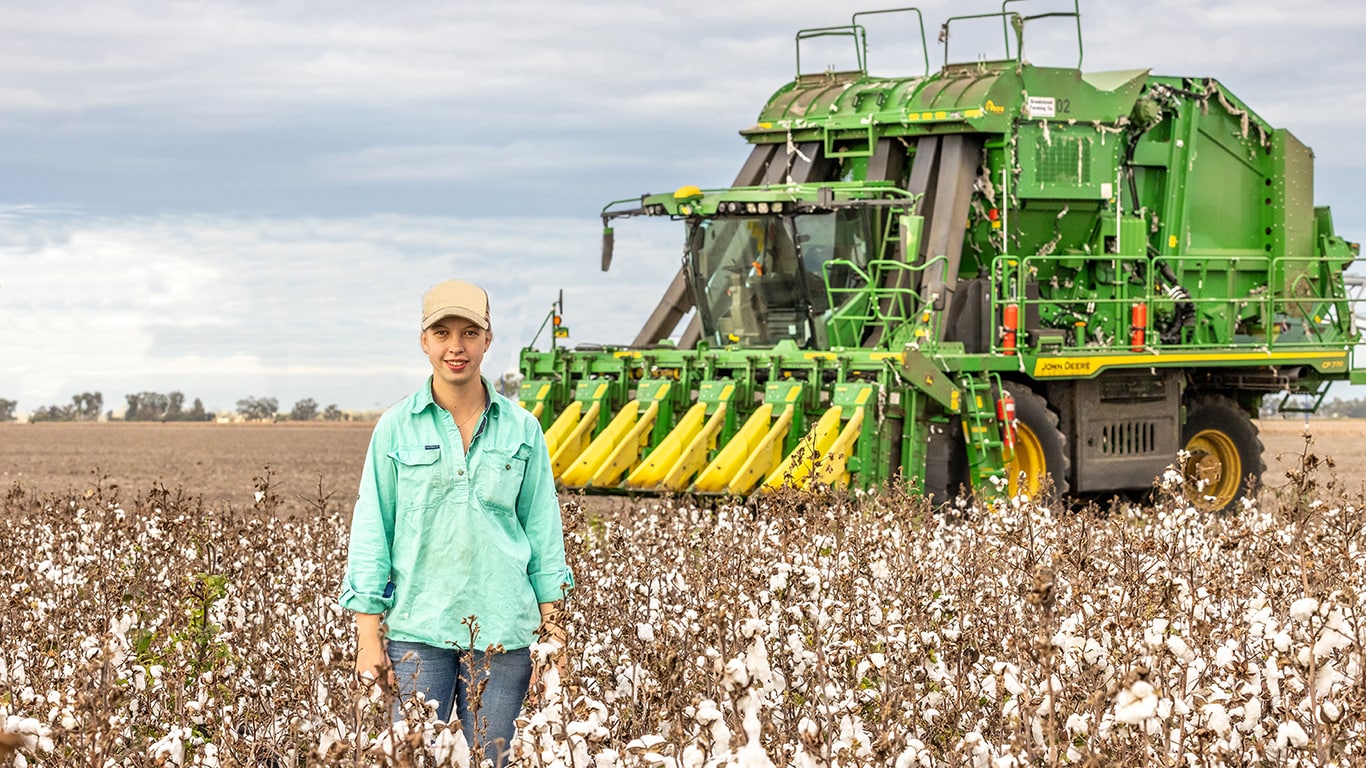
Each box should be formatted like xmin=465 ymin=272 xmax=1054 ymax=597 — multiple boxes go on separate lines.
xmin=1100 ymin=420 xmax=1159 ymax=456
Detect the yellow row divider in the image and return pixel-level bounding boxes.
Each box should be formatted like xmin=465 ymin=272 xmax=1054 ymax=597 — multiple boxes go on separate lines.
xmin=692 ymin=403 xmax=776 ymax=494
xmin=544 ymin=401 xmax=583 ymax=458
xmin=660 ymin=404 xmax=729 ymax=492
xmin=624 ymin=402 xmax=707 ymax=489
xmin=762 ymin=406 xmax=844 ymax=491
xmin=766 ymin=406 xmax=864 ymax=491
xmin=724 ymin=405 xmax=796 ymax=496
xmin=561 ymin=400 xmax=642 ymax=487
xmin=590 ymin=400 xmax=663 ymax=487
xmin=550 ymin=400 xmax=601 ymax=480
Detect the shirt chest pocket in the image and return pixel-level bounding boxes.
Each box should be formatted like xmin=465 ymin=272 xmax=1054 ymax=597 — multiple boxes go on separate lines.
xmin=475 ymin=444 xmax=530 ymax=515
xmin=388 ymin=446 xmax=447 ymax=517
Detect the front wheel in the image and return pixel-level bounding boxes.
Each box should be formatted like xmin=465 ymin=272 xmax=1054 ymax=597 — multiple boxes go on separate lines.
xmin=1180 ymin=395 xmax=1265 ymax=513
xmin=1002 ymin=383 xmax=1071 ymax=500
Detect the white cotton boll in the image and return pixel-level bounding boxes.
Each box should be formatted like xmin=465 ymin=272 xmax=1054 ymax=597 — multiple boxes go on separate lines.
xmin=1289 ymin=598 xmax=1319 ymax=622
xmin=695 ymin=699 xmax=722 ymax=724
xmin=636 ymin=623 xmax=655 ymax=642
xmin=1272 ymin=632 xmax=1292 ymax=652
xmin=594 ymin=749 xmax=621 ymax=768
xmin=1064 ymin=713 xmax=1089 ymax=735
xmin=1323 ymin=608 xmax=1345 ymax=632
xmin=1143 ymin=619 xmax=1169 ymax=650
xmin=1214 ymin=643 xmax=1237 ymax=669
xmin=1238 ymin=698 xmax=1262 ymax=732
xmin=149 ymin=725 xmax=186 ymax=765
xmin=1165 ymin=635 xmax=1195 ymax=662
xmin=1002 ymin=669 xmax=1025 ymax=697
xmin=1313 ymin=661 xmax=1346 ymax=699
xmin=681 ymin=744 xmax=706 ymax=768
xmin=429 ymin=725 xmax=468 ymax=767
xmin=1264 ymin=658 xmax=1282 ymax=699
xmin=768 ymin=570 xmax=789 ymax=592
xmin=1313 ymin=629 xmax=1352 ymax=661
xmin=1202 ymin=703 xmax=1232 ymax=736
xmin=1113 ymin=681 xmax=1159 ymax=725
xmin=1320 ymin=700 xmax=1342 ymax=723
xmin=1081 ymin=639 xmax=1106 ymax=667
xmin=723 ymin=658 xmax=750 ymax=689
xmin=1275 ymin=720 xmax=1309 ymax=749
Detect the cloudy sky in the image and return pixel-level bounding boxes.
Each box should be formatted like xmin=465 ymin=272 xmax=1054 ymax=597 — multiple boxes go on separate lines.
xmin=0 ymin=0 xmax=1361 ymax=415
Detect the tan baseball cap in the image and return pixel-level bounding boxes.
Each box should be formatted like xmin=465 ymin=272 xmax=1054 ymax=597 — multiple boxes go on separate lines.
xmin=421 ymin=279 xmax=491 ymax=330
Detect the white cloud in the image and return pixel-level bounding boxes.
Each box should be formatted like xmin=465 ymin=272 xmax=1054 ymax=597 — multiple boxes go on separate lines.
xmin=314 ymin=139 xmax=648 ymax=183
xmin=0 ymin=0 xmax=1364 ymax=414
xmin=0 ymin=210 xmax=678 ymax=412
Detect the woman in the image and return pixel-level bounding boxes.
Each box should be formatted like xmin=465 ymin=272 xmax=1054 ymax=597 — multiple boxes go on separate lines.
xmin=340 ymin=278 xmax=573 ymax=766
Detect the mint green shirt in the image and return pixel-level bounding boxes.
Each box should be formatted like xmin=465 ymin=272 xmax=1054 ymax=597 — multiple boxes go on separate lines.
xmin=340 ymin=377 xmax=573 ymax=650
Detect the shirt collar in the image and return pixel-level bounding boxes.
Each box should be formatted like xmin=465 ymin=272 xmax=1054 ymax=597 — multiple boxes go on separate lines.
xmin=412 ymin=376 xmax=502 ymax=417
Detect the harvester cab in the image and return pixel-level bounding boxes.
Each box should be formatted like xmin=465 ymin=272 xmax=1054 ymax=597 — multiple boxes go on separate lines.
xmin=521 ymin=2 xmax=1364 ymax=510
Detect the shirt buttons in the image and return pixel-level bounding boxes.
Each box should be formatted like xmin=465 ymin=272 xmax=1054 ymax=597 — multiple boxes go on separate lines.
xmin=457 ymin=469 xmax=465 ymax=476
xmin=505 ymin=463 xmax=512 ymax=470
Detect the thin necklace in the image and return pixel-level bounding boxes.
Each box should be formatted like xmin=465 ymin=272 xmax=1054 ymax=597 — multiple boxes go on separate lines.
xmin=455 ymin=405 xmax=484 ymax=432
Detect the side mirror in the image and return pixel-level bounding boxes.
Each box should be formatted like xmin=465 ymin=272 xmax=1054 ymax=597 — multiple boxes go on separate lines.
xmin=601 ymin=226 xmax=614 ymax=272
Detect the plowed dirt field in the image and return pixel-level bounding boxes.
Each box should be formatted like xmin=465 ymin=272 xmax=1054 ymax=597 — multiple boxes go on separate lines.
xmin=1 ymin=418 xmax=1361 ymax=514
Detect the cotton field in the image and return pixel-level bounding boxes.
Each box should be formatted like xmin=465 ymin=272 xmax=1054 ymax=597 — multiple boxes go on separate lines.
xmin=2 ymin=440 xmax=1364 ymax=767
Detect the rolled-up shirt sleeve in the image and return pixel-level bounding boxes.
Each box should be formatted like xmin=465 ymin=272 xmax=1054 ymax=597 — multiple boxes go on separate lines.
xmin=340 ymin=423 xmax=399 ymax=615
xmin=518 ymin=423 xmax=575 ymax=603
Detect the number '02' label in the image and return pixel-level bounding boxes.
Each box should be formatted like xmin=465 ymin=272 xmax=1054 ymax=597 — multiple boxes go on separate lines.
xmin=1025 ymin=96 xmax=1056 ymax=118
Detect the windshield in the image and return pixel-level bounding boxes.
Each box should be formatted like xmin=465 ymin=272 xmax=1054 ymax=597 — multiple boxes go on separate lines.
xmin=687 ymin=211 xmax=873 ymax=347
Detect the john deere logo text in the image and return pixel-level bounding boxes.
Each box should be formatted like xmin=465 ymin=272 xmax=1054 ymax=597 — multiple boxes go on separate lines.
xmin=1036 ymin=359 xmax=1093 ymax=376
xmin=983 ymin=100 xmax=1005 ymax=115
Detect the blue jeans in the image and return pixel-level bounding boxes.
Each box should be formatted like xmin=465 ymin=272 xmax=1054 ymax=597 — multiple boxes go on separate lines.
xmin=387 ymin=640 xmax=532 ymax=767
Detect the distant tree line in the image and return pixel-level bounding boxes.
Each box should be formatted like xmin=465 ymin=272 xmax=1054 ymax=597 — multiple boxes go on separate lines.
xmin=125 ymin=391 xmax=213 ymax=421
xmin=238 ymin=396 xmax=348 ymax=422
xmin=1259 ymin=394 xmax=1366 ymax=419
xmin=27 ymin=392 xmax=104 ymax=422
xmin=283 ymin=397 xmax=344 ymax=421
xmin=2 ymin=392 xmax=356 ymax=423
xmin=1315 ymin=397 xmax=1366 ymax=419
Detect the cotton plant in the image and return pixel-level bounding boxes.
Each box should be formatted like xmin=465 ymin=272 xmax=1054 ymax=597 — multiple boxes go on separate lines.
xmin=6 ymin=458 xmax=1366 ymax=766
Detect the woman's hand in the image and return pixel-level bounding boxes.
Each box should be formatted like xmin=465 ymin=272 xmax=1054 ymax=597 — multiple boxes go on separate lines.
xmin=530 ymin=601 xmax=568 ymax=701
xmin=353 ymin=613 xmax=394 ymax=687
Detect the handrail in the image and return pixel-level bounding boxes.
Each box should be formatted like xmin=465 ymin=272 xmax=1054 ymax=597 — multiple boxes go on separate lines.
xmin=851 ymin=8 xmax=930 ymax=77
xmin=795 ymin=25 xmax=867 ymax=78
xmin=941 ymin=0 xmax=1082 ymax=68
xmin=1001 ymin=0 xmax=1083 ymax=67
xmin=991 ymin=252 xmax=1361 ymax=356
xmin=824 ymin=256 xmax=948 ymax=348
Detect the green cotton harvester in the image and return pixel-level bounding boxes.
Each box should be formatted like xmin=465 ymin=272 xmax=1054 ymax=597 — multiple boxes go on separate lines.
xmin=519 ymin=2 xmax=1364 ymax=511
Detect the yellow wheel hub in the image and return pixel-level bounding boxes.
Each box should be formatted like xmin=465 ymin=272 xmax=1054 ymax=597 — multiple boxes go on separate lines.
xmin=1183 ymin=429 xmax=1242 ymax=511
xmin=1007 ymin=423 xmax=1047 ymax=497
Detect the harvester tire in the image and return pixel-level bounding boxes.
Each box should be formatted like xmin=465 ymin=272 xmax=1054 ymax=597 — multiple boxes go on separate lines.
xmin=1180 ymin=394 xmax=1265 ymax=513
xmin=923 ymin=420 xmax=968 ymax=506
xmin=1003 ymin=383 xmax=1070 ymax=501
